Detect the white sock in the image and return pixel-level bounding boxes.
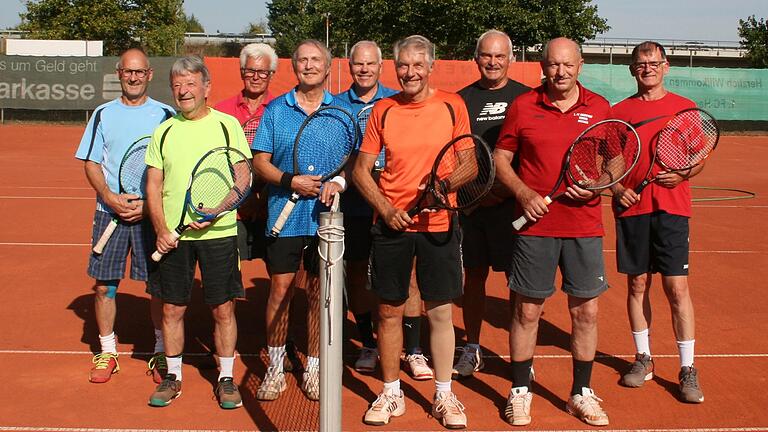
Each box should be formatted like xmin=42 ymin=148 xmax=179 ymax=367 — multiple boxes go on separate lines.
xmin=99 ymin=332 xmax=117 ymax=354
xmin=167 ymin=355 xmax=182 ymax=380
xmin=435 ymin=379 xmax=452 ymax=394
xmin=153 ymin=328 xmax=164 ymax=353
xmin=677 ymin=339 xmax=695 ymax=368
xmin=383 ymin=379 xmax=400 ymax=395
xmin=268 ymin=345 xmax=286 ymax=372
xmin=218 ymin=356 xmax=235 ymax=380
xmin=632 ymin=328 xmax=651 ymax=356
xmin=307 ymin=356 xmax=320 ymax=370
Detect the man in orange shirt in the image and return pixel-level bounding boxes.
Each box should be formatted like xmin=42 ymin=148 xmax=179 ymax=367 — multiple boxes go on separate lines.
xmin=353 ymin=35 xmax=468 ymax=429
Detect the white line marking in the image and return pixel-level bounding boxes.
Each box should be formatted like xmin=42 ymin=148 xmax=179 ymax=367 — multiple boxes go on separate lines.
xmin=602 ymin=249 xmax=763 ymax=254
xmin=0 ymin=196 xmax=92 ymax=200
xmin=0 ymin=243 xmax=90 ymax=247
xmin=0 ymin=186 xmax=91 ymax=190
xmin=3 ymin=427 xmax=767 ymax=432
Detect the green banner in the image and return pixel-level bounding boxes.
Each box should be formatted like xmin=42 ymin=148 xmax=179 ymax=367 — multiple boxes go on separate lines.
xmin=0 ymin=55 xmax=176 ymax=110
xmin=581 ymin=64 xmax=768 ymax=121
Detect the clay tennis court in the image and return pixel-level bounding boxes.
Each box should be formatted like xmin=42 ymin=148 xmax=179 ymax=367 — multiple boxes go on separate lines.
xmin=0 ymin=123 xmax=766 ymax=431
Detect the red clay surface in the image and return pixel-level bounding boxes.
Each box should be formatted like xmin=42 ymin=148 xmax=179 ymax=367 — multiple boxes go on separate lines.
xmin=0 ymin=124 xmax=766 ymax=431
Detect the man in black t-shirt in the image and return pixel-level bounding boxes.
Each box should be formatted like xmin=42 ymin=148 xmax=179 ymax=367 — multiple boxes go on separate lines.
xmin=453 ymin=29 xmax=530 ymax=379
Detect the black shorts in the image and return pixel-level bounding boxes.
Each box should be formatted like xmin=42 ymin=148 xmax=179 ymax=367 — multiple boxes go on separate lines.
xmin=369 ymin=220 xmax=462 ymax=303
xmin=265 ymin=236 xmax=320 ymax=275
xmin=344 ymin=216 xmax=373 ymax=261
xmin=460 ymin=199 xmax=515 ymax=272
xmin=147 ymin=236 xmax=244 ymax=305
xmin=509 ymin=235 xmax=608 ymax=299
xmin=237 ymin=219 xmax=267 ymax=261
xmin=616 ymin=211 xmax=690 ymax=276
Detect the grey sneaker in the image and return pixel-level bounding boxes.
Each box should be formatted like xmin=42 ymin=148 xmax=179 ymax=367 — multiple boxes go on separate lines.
xmin=452 ymin=346 xmax=484 ymax=378
xmin=148 ymin=373 xmax=182 ymax=407
xmin=215 ymin=377 xmax=243 ymax=409
xmin=679 ymin=365 xmax=704 ymax=403
xmin=621 ymin=353 xmax=654 ymax=387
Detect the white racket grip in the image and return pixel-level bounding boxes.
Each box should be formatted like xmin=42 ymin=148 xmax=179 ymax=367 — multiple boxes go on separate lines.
xmin=270 ymin=195 xmax=298 ymax=237
xmin=151 ymin=230 xmax=181 ymax=262
xmin=512 ymin=196 xmax=553 ymax=231
xmin=92 ymin=219 xmax=118 ymax=254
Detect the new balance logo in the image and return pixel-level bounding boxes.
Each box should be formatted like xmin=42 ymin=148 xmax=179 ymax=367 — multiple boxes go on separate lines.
xmin=574 ymin=112 xmax=593 ymax=124
xmin=476 ymin=102 xmax=508 ymax=122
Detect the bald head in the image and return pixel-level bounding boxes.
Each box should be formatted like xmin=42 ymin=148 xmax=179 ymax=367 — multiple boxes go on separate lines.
xmin=541 ymin=37 xmax=581 ymax=62
xmin=116 ymin=48 xmax=152 ymax=105
xmin=540 ymin=37 xmax=583 ymax=97
xmin=118 ymin=48 xmax=150 ymax=70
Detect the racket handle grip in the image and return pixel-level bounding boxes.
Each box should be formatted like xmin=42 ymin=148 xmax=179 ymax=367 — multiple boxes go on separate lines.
xmin=92 ymin=218 xmax=118 ymax=254
xmin=270 ymin=194 xmax=298 ymax=237
xmin=151 ymin=230 xmax=181 ymax=262
xmin=512 ymin=196 xmax=552 ymax=231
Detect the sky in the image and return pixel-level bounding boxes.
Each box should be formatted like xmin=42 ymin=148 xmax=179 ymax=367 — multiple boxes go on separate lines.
xmin=1 ymin=0 xmax=766 ymax=42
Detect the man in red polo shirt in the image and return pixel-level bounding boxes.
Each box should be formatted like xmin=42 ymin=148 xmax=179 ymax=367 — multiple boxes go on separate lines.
xmin=215 ymin=43 xmax=276 ymax=262
xmin=494 ymin=37 xmax=611 ymax=427
xmin=611 ymin=41 xmax=705 ymax=404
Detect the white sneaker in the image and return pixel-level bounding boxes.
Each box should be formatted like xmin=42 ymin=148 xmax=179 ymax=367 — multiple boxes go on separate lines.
xmin=364 ymin=388 xmax=406 ymax=426
xmin=566 ymin=387 xmax=609 ymax=426
xmin=354 ymin=347 xmax=378 ymax=373
xmin=432 ymin=391 xmax=467 ymax=429
xmin=404 ymin=353 xmax=434 ymax=380
xmin=504 ymin=386 xmax=533 ymax=426
xmin=452 ymin=346 xmax=484 ymax=378
xmin=255 ymin=367 xmax=287 ymax=401
xmin=301 ymin=366 xmax=320 ymax=401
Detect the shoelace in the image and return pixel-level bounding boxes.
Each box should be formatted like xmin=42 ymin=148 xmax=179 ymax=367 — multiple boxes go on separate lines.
xmin=410 ymin=354 xmax=428 ymax=367
xmin=435 ymin=394 xmax=465 ymax=416
xmin=147 ymin=354 xmax=167 ymax=371
xmin=371 ymin=393 xmax=398 ymax=413
xmin=629 ymin=356 xmax=650 ymax=373
xmin=261 ymin=369 xmax=284 ymax=391
xmin=457 ymin=349 xmax=479 ymax=368
xmin=157 ymin=377 xmax=179 ymax=392
xmin=92 ymin=353 xmax=117 ymax=369
xmin=579 ymin=393 xmax=607 ymax=417
xmin=218 ymin=379 xmax=237 ymax=395
xmin=505 ymin=393 xmax=528 ymax=417
xmin=681 ymin=369 xmax=700 ymax=388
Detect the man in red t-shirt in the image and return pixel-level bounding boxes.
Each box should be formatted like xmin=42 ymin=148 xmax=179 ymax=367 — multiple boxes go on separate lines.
xmin=494 ymin=37 xmax=611 ymax=427
xmin=611 ymin=41 xmax=705 ymax=404
xmin=353 ymin=35 xmax=469 ymax=430
xmin=214 ymin=43 xmax=276 ymax=262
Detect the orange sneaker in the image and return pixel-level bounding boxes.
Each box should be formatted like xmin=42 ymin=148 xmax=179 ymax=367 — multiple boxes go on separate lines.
xmin=89 ymin=352 xmax=119 ymax=383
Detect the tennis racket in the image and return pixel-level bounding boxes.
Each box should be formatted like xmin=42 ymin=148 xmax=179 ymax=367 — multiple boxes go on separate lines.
xmin=357 ymin=104 xmax=386 ymax=171
xmin=92 ymin=136 xmax=150 ymax=254
xmin=406 ymin=133 xmax=495 ymax=216
xmin=512 ymin=119 xmax=641 ymax=230
xmin=617 ymin=108 xmax=719 ymax=212
xmin=242 ymin=113 xmax=263 ymax=146
xmin=269 ymin=105 xmax=359 ymax=237
xmin=151 ymin=147 xmax=254 ymax=261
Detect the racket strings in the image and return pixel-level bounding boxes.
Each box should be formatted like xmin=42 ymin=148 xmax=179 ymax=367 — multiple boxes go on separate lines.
xmin=190 ymin=152 xmax=253 ymax=217
xmin=242 ymin=115 xmax=262 ymax=145
xmin=433 ymin=136 xmax=494 ymax=209
xmin=657 ymin=111 xmax=718 ymax=170
xmin=568 ymin=123 xmax=640 ymax=189
xmin=295 ymin=110 xmax=357 ymax=177
xmin=119 ymin=144 xmax=148 ymax=195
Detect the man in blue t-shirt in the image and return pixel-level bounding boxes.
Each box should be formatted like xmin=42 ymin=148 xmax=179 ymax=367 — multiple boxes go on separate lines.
xmin=252 ymin=39 xmax=351 ymax=402
xmin=74 ymin=48 xmax=174 ymax=385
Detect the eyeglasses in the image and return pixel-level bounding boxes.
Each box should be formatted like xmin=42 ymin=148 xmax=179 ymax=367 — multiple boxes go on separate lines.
xmin=241 ymin=68 xmax=273 ymax=79
xmin=118 ymin=68 xmax=150 ymax=78
xmin=631 ymin=61 xmax=666 ymax=71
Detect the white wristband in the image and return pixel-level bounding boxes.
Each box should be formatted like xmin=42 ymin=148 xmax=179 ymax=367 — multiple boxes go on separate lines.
xmin=330 ymin=175 xmax=347 ymax=192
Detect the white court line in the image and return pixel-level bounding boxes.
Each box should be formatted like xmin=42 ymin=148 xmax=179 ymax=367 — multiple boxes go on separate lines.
xmin=0 ymin=186 xmax=91 ymax=190
xmin=1 ymin=349 xmax=768 ymax=360
xmin=2 ymin=427 xmax=767 ymax=432
xmin=0 ymin=242 xmax=90 ymax=247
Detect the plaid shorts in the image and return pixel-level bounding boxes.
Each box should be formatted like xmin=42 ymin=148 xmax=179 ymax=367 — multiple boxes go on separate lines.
xmin=87 ymin=210 xmax=154 ymax=281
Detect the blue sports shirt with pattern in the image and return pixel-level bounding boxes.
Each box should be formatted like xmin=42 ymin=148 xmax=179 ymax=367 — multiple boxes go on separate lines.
xmin=252 ymin=88 xmax=354 ymax=237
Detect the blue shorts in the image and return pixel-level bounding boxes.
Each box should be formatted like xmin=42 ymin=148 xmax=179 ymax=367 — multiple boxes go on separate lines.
xmin=87 ymin=210 xmax=153 ymax=282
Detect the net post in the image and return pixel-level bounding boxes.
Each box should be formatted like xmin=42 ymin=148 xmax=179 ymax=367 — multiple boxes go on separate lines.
xmin=317 ymin=196 xmax=344 ymax=432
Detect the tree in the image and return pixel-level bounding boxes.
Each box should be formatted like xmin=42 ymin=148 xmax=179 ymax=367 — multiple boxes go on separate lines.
xmin=185 ymin=13 xmax=205 ymax=33
xmin=246 ymin=20 xmax=269 ymax=35
xmin=266 ymin=0 xmax=609 ymax=59
xmin=738 ymin=15 xmax=768 ymax=68
xmin=19 ymin=0 xmax=185 ymax=56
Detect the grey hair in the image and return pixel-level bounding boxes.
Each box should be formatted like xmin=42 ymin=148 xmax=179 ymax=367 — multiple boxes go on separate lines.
xmin=170 ymin=55 xmax=210 ymax=83
xmin=240 ymin=43 xmax=278 ymax=71
xmin=393 ymin=35 xmax=435 ymax=66
xmin=474 ymin=29 xmax=514 ymax=59
xmin=349 ymin=40 xmax=382 ymax=63
xmin=291 ymin=39 xmax=332 ymax=70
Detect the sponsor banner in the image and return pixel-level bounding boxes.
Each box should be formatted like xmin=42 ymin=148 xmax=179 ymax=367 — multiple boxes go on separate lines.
xmin=581 ymin=64 xmax=768 ymax=121
xmin=0 ymin=55 xmax=175 ymax=109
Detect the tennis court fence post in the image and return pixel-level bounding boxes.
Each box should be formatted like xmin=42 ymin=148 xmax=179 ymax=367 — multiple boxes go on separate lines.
xmin=317 ymin=196 xmax=344 ymax=432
